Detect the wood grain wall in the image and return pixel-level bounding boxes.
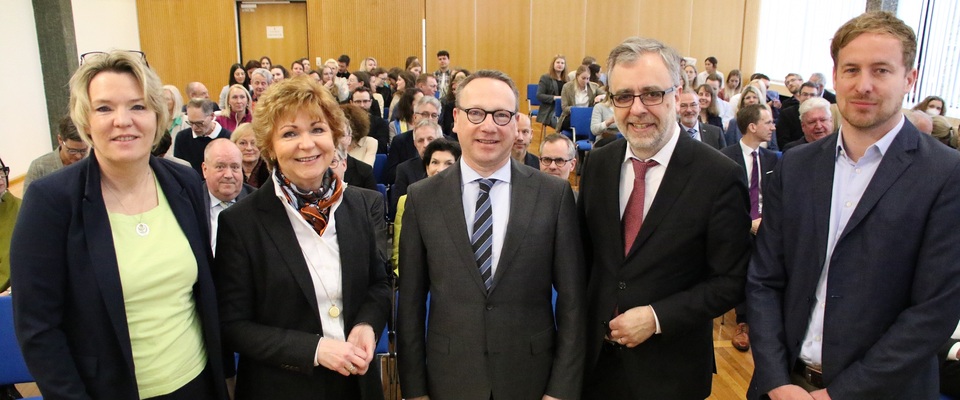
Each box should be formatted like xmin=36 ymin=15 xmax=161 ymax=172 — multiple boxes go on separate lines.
xmin=136 ymin=0 xmax=759 ymax=112
xmin=239 ymin=3 xmax=309 ymax=71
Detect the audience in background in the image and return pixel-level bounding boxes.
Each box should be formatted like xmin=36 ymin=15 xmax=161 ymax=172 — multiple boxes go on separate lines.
xmin=230 ymin=122 xmax=270 ymax=188
xmin=216 ymin=84 xmax=253 ymax=132
xmin=24 ymin=116 xmax=88 ymax=192
xmin=0 ymin=156 xmax=19 ymax=293
xmin=914 ymin=95 xmax=947 ymax=116
xmin=536 ymin=55 xmax=567 ymax=128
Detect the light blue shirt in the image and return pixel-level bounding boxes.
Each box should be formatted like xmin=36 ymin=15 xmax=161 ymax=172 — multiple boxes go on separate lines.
xmin=800 ymin=116 xmax=904 ymax=366
xmin=460 ymin=159 xmax=512 ymax=278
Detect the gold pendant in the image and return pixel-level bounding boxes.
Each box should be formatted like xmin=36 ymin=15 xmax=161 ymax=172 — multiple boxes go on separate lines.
xmin=328 ymin=304 xmax=341 ymax=318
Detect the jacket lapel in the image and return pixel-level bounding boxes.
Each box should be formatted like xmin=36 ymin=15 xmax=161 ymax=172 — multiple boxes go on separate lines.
xmin=434 ymin=164 xmax=490 ymax=294
xmin=334 ymin=189 xmax=361 ymax=325
xmin=811 ymin=136 xmax=838 ymax=268
xmin=490 ymin=161 xmax=537 ymax=293
xmin=598 ymin=141 xmax=628 ymax=274
xmin=255 ymin=180 xmax=323 ymax=323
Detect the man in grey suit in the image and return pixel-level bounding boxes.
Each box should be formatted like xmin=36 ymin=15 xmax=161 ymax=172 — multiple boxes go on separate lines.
xmin=678 ymin=90 xmax=725 ymax=150
xmin=398 ymin=70 xmax=586 ymax=400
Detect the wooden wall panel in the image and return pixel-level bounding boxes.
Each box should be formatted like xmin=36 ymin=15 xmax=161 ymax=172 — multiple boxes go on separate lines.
xmin=739 ymin=0 xmax=762 ymax=80
xmin=239 ymin=3 xmax=308 ymax=70
xmin=476 ymin=0 xmax=530 ymax=110
xmin=306 ymin=0 xmax=423 ymax=73
xmin=529 ymin=0 xmax=587 ymax=84
xmin=689 ymin=0 xmax=745 ymax=75
xmin=585 ymin=0 xmax=641 ymax=73
xmin=137 ymin=0 xmax=237 ymax=102
xmin=638 ymin=0 xmax=694 ymax=55
xmin=425 ymin=0 xmax=477 ymax=73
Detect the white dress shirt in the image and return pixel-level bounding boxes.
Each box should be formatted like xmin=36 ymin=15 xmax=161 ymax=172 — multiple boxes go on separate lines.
xmin=460 ymin=159 xmax=512 ymax=279
xmin=800 ymin=117 xmax=903 ymax=366
xmin=207 ymin=191 xmax=235 ymax=254
xmin=618 ymin=124 xmax=681 ymax=333
xmin=739 ymin=139 xmax=764 ymax=214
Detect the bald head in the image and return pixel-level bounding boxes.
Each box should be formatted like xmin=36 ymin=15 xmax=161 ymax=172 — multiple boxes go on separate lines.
xmin=906 ymin=110 xmax=933 ymax=135
xmin=186 ymin=82 xmax=210 ymax=100
xmin=203 ymin=139 xmax=244 ymax=202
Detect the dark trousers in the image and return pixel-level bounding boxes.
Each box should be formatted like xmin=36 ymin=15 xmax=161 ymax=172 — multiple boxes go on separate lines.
xmin=582 ymin=343 xmax=631 ymax=400
xmin=941 ymin=359 xmax=960 ymax=397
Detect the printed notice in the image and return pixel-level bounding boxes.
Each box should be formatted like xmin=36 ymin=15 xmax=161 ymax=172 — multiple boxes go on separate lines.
xmin=267 ymin=26 xmax=284 ymax=39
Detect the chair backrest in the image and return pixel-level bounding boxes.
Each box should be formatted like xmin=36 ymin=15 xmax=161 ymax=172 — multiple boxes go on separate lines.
xmin=526 ymin=84 xmax=540 ymax=106
xmin=570 ymin=107 xmax=594 ymax=141
xmin=373 ymin=154 xmax=387 ymax=184
xmin=554 ymin=98 xmax=562 ymax=118
xmin=0 ymin=296 xmax=35 ymax=386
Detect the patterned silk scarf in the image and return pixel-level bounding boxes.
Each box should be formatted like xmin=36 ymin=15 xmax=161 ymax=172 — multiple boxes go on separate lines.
xmin=276 ymin=168 xmax=344 ymax=236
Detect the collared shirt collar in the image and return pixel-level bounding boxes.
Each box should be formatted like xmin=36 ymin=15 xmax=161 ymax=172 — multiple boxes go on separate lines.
xmin=208 ymin=189 xmax=235 ymax=209
xmin=460 ymin=158 xmax=512 ymax=186
xmin=835 ymin=114 xmax=904 ymax=160
xmin=622 ymin=123 xmax=681 ymax=167
xmin=192 ymin=121 xmax=223 ymax=139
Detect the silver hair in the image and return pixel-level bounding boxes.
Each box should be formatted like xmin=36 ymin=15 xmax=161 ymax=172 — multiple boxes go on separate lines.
xmin=251 ymin=68 xmax=273 ymax=84
xmin=539 ymin=133 xmax=576 ymax=159
xmin=413 ymin=118 xmax=443 ymax=138
xmin=798 ymin=97 xmax=831 ymax=119
xmin=606 ymin=37 xmax=683 ymax=88
xmin=414 ymin=95 xmax=442 ymax=114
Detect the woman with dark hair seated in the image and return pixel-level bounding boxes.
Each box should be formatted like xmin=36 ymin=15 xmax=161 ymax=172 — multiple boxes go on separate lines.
xmin=389 ymin=87 xmax=423 ymax=142
xmin=439 ymin=69 xmax=469 ymax=139
xmin=219 ymin=63 xmax=248 ymax=110
xmin=696 ymin=83 xmax=724 ymax=130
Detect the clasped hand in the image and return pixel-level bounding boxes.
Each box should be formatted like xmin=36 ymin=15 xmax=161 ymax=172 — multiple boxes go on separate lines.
xmin=316 ymin=324 xmax=376 ymax=376
xmin=606 ymin=305 xmax=657 ymax=348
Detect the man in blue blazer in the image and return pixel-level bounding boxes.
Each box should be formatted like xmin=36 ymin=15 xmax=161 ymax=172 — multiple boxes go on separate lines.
xmin=747 ymin=11 xmax=960 ymax=400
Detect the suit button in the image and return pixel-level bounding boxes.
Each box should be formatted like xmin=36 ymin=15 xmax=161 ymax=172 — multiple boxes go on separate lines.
xmin=486 ymin=305 xmax=494 ymax=311
xmin=618 ymin=282 xmax=626 ymax=290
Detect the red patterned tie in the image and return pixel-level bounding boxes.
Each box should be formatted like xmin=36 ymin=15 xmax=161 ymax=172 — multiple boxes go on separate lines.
xmin=623 ymin=159 xmax=659 ymax=256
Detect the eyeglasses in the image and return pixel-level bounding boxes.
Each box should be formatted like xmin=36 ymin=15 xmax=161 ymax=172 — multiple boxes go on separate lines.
xmin=539 ymin=157 xmax=573 ymax=167
xmin=611 ymin=87 xmax=676 ymax=108
xmin=352 ymin=99 xmax=372 ymax=104
xmin=187 ymin=120 xmax=208 ymax=128
xmin=416 ymin=111 xmax=440 ymax=120
xmin=458 ymin=108 xmax=516 ymax=126
xmin=60 ymin=142 xmax=89 ymax=156
xmin=330 ymin=157 xmax=342 ymax=168
xmin=79 ymin=50 xmax=149 ymax=67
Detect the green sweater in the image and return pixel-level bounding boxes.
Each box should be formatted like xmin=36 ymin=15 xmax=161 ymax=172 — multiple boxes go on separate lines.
xmin=0 ymin=191 xmax=22 ymax=291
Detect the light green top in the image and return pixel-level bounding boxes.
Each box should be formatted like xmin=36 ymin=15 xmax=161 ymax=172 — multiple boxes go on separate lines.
xmin=392 ymin=194 xmax=407 ymax=276
xmin=0 ymin=191 xmax=21 ymax=292
xmin=109 ymin=179 xmax=206 ymax=398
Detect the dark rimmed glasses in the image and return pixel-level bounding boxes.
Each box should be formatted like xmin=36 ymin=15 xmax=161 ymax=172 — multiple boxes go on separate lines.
xmin=458 ymin=107 xmax=516 ymax=126
xmin=80 ymin=50 xmax=149 ymax=67
xmin=611 ymin=87 xmax=676 ymax=108
xmin=539 ymin=157 xmax=573 ymax=167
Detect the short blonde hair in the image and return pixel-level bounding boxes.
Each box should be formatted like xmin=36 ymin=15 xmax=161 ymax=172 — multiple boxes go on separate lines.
xmin=230 ymin=122 xmax=255 ymax=143
xmin=70 ymin=51 xmax=167 ymax=147
xmin=162 ymin=84 xmax=184 ymax=121
xmin=252 ymin=76 xmax=345 ymax=169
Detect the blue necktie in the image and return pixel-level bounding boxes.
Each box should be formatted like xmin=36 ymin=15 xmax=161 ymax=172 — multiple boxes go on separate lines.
xmin=471 ymin=179 xmax=495 ymax=291
xmin=687 ymin=128 xmax=696 ymax=139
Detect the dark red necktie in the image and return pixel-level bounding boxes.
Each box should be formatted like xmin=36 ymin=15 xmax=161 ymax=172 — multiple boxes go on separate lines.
xmin=623 ymin=159 xmax=659 ymax=256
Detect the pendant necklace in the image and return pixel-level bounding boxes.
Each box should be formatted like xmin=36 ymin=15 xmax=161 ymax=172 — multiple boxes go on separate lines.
xmin=103 ymin=170 xmax=153 ymax=237
xmin=307 ymin=244 xmax=342 ymax=318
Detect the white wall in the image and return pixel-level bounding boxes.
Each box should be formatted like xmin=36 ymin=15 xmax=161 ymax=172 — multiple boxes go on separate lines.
xmin=72 ymin=0 xmax=141 ymax=56
xmin=0 ymin=1 xmax=51 ymax=180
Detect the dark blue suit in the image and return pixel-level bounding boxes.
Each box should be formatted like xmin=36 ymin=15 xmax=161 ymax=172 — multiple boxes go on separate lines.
xmin=747 ymin=121 xmax=960 ymax=399
xmin=11 ymin=155 xmax=228 ymax=399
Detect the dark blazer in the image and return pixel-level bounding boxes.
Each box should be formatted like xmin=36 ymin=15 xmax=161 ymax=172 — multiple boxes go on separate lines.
xmin=215 ymin=180 xmax=391 ymax=400
xmin=746 ymin=123 xmax=960 ymax=399
xmin=11 ymin=155 xmax=228 ymax=400
xmin=344 ymin=155 xmax=378 ymax=191
xmin=577 ymin=135 xmax=751 ymax=399
xmin=940 ymin=339 xmax=960 ymax=397
xmin=536 ymin=74 xmax=563 ymax=125
xmin=680 ymin=121 xmax=726 ymax=150
xmin=201 ymin=182 xmax=255 ymax=231
xmin=775 ymin=105 xmax=802 ymax=149
xmin=368 ymin=113 xmax=390 ymax=154
xmin=719 ymin=144 xmax=779 ymax=195
xmin=389 ymin=156 xmax=426 ymax=220
xmin=398 ymin=161 xmax=586 ymax=400
xmin=523 ymin=152 xmax=540 ymax=170
xmin=383 ymin=130 xmax=417 ymax=185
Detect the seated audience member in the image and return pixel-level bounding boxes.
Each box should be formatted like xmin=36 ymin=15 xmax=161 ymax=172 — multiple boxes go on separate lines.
xmin=299 ymin=57 xmax=311 ymax=72
xmin=388 ymin=88 xmax=424 ymax=142
xmin=0 ymin=157 xmax=20 ymax=293
xmin=566 ymin=56 xmax=596 ymax=81
xmin=349 ymin=71 xmax=383 ymax=117
xmin=439 ymin=69 xmax=469 ymax=139
xmin=589 ymin=89 xmax=618 ymax=140
xmin=370 ymin=67 xmax=392 ymax=118
xmin=270 ymin=65 xmax=288 ymax=84
xmin=245 ymin=59 xmax=262 ymax=79
xmin=724 ymin=85 xmax=765 ymax=146
xmin=404 ymin=55 xmax=419 ymax=71
xmin=175 ymin=99 xmax=232 ymax=176
xmin=683 ymin=64 xmax=698 ymax=91
xmin=538 ymin=133 xmax=577 ymax=183
xmin=336 ymin=143 xmax=377 ymax=192
xmin=340 ymin=103 xmax=377 ymax=166
xmin=389 ymin=71 xmax=417 ymax=119
xmin=352 ymin=87 xmax=389 ymax=154
xmin=306 ymin=69 xmax=321 ymax=84
xmin=775 ymin=82 xmax=820 ymax=148
xmin=678 ymin=90 xmax=726 ymax=149
xmin=258 ymin=56 xmax=272 ymax=71
xmin=249 ymin=68 xmax=272 ymax=105
xmin=383 ymin=93 xmax=436 ymax=184
xmin=906 ymin=109 xmax=934 ymax=135
xmin=558 ymin=65 xmax=599 ymax=132
xmin=219 ymin=63 xmax=248 ymax=109
xmin=914 ymin=95 xmax=947 ymax=116
xmin=337 ymin=54 xmax=351 ymax=78
xmin=359 ymin=56 xmax=378 ymax=72
xmin=289 ymin=60 xmax=305 ymax=77
xmin=201 ymin=138 xmax=254 ymax=254
xmin=24 ymin=116 xmax=89 ymax=192
xmin=704 ymin=75 xmax=735 ymax=129
xmin=216 ymin=84 xmax=253 ymax=132
xmin=536 ymin=55 xmax=567 ymax=128
xmin=390 ymin=119 xmax=443 ymax=219
xmin=163 ymin=85 xmax=190 ymax=139
xmin=415 ymin=73 xmax=439 ymax=98
xmin=931 ymin=115 xmax=957 ymax=148
xmin=512 ymin=113 xmax=539 ymax=169
xmin=406 ymin=59 xmax=423 ymax=77
xmin=782 ymin=97 xmax=834 ymax=152
xmin=391 ymin=138 xmax=460 ymax=270
xmin=696 ymin=83 xmax=724 ymax=130
xmin=940 ymin=322 xmax=960 ymax=398
xmin=185 ymin=81 xmax=220 ymax=112
xmin=721 ymin=69 xmax=742 ymax=101
xmin=780 ymin=73 xmax=804 ymax=110
xmin=720 ymin=104 xmax=780 ymax=352
xmin=807 ymin=72 xmax=836 ymax=104
xmin=230 ymin=123 xmax=269 ymax=188
xmin=696 ymin=56 xmax=724 ymax=88
xmin=151 ymin=132 xmax=191 ymax=168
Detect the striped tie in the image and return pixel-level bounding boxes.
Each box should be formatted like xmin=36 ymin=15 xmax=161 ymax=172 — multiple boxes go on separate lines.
xmin=471 ymin=178 xmax=495 ymax=291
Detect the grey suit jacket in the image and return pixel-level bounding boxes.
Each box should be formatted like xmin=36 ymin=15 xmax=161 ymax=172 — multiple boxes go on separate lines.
xmin=398 ymin=160 xmax=586 ymax=400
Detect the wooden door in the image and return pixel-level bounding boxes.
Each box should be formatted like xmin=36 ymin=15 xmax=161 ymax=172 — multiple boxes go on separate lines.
xmin=239 ymin=3 xmax=308 ymax=71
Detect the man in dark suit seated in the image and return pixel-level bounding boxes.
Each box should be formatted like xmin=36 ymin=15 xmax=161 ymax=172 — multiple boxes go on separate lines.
xmin=351 ymin=87 xmax=389 ymax=154
xmin=383 ymin=96 xmax=442 ymax=184
xmin=399 ymin=70 xmax=586 ymax=400
xmin=782 ymin=97 xmax=834 ymax=152
xmin=776 ymin=82 xmax=820 ymax=149
xmin=808 ymin=72 xmax=837 ymax=104
xmin=720 ymin=104 xmax=780 ymax=352
xmin=678 ymin=90 xmax=726 ymax=150
xmin=511 ymin=113 xmax=539 ymax=169
xmin=200 ymin=139 xmax=253 ymax=255
xmin=175 ymin=99 xmax=232 ymax=176
xmin=390 ymin=119 xmax=443 ymax=219
xmin=578 ymin=37 xmax=750 ymax=400
xmin=747 ymin=11 xmax=960 ymax=400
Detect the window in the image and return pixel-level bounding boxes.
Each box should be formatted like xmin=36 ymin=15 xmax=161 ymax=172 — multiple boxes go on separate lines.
xmin=899 ymin=0 xmax=960 ymax=117
xmin=754 ymin=0 xmax=866 ymax=91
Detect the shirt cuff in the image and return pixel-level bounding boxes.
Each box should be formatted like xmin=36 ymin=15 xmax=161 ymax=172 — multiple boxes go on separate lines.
xmin=650 ymin=305 xmax=662 ymax=334
xmin=314 ymin=337 xmax=322 ymax=367
xmin=949 ymin=342 xmax=960 ymax=361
